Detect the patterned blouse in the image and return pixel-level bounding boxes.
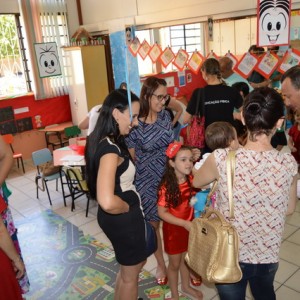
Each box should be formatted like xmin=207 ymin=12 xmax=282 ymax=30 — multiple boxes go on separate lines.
xmin=214 ymin=148 xmax=297 ymax=264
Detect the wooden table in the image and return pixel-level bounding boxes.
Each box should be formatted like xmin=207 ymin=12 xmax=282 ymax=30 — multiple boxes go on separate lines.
xmin=39 ymin=121 xmax=73 ymax=149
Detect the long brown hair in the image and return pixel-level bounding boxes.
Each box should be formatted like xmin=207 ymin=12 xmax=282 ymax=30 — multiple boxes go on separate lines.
xmin=158 ymin=146 xmax=193 ymax=208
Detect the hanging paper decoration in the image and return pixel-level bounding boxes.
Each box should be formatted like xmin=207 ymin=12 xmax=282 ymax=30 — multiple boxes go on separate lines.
xmin=278 ymin=48 xmax=300 ymax=74
xmin=138 ymin=39 xmax=151 ymax=60
xmin=149 ymin=43 xmax=162 ymax=63
xmin=128 ymin=37 xmax=141 ymax=56
xmin=233 ymin=52 xmax=259 ymax=79
xmin=173 ymin=49 xmax=189 ymax=71
xmin=159 ymin=47 xmax=175 ymax=68
xmin=225 ymin=51 xmax=238 ymax=68
xmin=187 ymin=51 xmax=204 ymax=75
xmin=206 ymin=50 xmax=219 ymax=60
xmin=254 ymin=51 xmax=280 ymax=79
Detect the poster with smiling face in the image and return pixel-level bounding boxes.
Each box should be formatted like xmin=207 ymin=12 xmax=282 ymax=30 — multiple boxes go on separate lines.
xmin=257 ymin=0 xmax=291 ymax=47
xmin=34 ymin=42 xmax=62 ymax=78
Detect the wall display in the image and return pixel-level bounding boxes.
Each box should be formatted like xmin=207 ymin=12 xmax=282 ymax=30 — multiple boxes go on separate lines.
xmin=254 ymin=51 xmax=280 ymax=79
xmin=16 ymin=117 xmax=33 ymax=133
xmin=187 ymin=51 xmax=204 ymax=75
xmin=34 ymin=42 xmax=62 ymax=78
xmin=149 ymin=43 xmax=162 ymax=63
xmin=0 ymin=120 xmax=17 ymax=135
xmin=159 ymin=47 xmax=175 ymax=68
xmin=233 ymin=52 xmax=259 ymax=79
xmin=138 ymin=40 xmax=151 ymax=60
xmin=257 ymin=0 xmax=291 ymax=47
xmin=128 ymin=37 xmax=141 ymax=56
xmin=278 ymin=48 xmax=300 ymax=74
xmin=0 ymin=106 xmax=14 ymax=122
xmin=173 ymin=49 xmax=189 ymax=71
xmin=225 ymin=51 xmax=238 ymax=68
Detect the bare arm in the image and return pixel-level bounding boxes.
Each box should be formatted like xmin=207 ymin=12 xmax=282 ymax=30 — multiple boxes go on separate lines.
xmin=97 ymin=153 xmax=129 ymax=214
xmin=0 ymin=216 xmax=25 ymax=278
xmin=78 ymin=116 xmax=89 ymax=130
xmin=158 ymin=206 xmax=192 ymax=231
xmin=183 ymin=111 xmax=193 ymax=125
xmin=167 ymin=98 xmax=183 ymax=126
xmin=193 ymin=152 xmax=219 ymax=188
xmin=286 ymin=175 xmax=298 ymax=215
xmin=288 ymin=136 xmax=296 ymax=152
xmin=128 ymin=148 xmax=136 ymax=162
xmin=0 ymin=136 xmax=13 ymax=186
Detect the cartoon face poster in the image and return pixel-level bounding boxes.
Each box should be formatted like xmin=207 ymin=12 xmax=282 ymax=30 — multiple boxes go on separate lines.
xmin=257 ymin=0 xmax=291 ymax=47
xmin=34 ymin=42 xmax=62 ymax=78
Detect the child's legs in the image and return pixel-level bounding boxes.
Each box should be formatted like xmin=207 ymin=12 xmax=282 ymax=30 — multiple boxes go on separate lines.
xmin=167 ymin=253 xmax=182 ymax=299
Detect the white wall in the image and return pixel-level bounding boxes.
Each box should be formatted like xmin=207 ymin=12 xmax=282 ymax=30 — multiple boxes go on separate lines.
xmin=0 ymin=0 xmax=19 ymax=13
xmin=80 ymin=0 xmax=300 ymax=32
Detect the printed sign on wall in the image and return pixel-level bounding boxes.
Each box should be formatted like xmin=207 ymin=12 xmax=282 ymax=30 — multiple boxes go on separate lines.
xmin=257 ymin=0 xmax=291 ymax=47
xmin=34 ymin=42 xmax=62 ymax=78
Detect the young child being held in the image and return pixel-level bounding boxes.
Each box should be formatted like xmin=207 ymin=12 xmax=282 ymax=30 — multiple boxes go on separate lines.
xmin=157 ymin=142 xmax=203 ymax=300
xmin=195 ymin=121 xmax=239 ymax=170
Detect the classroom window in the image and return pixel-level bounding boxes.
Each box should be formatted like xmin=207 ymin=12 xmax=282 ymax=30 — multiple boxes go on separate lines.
xmin=0 ymin=14 xmax=31 ymax=98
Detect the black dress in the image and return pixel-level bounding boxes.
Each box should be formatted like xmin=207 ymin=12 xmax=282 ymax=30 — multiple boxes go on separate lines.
xmin=95 ymin=138 xmax=147 ymax=266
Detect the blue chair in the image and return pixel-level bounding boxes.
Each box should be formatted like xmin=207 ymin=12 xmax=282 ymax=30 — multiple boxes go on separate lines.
xmin=32 ymin=148 xmax=66 ymax=206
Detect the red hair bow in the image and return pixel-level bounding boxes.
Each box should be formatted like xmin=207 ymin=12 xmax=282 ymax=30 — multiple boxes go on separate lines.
xmin=166 ymin=142 xmax=182 ymax=158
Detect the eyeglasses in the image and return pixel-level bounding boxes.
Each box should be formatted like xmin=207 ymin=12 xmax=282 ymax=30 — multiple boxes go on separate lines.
xmin=152 ymin=93 xmax=170 ymax=102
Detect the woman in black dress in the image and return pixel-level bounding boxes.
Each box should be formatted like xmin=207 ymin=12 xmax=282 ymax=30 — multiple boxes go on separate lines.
xmin=85 ymin=89 xmax=147 ymax=299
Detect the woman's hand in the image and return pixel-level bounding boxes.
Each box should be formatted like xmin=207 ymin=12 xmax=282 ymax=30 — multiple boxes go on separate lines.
xmin=183 ymin=220 xmax=192 ymax=232
xmin=12 ymin=256 xmax=25 ymax=279
xmin=191 ymin=148 xmax=201 ymax=162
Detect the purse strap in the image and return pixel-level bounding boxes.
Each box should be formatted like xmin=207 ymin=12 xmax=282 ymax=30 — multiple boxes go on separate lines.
xmin=196 ymin=88 xmax=205 ymax=117
xmin=204 ymin=150 xmax=236 ymax=217
xmin=226 ymin=150 xmax=236 ymax=219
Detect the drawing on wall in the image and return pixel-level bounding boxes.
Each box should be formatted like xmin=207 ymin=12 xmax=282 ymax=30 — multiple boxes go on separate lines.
xmin=257 ymin=0 xmax=291 ymax=47
xmin=34 ymin=42 xmax=62 ymax=78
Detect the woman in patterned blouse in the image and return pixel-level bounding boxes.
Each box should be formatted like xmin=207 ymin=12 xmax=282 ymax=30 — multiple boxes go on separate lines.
xmin=192 ymin=87 xmax=298 ymax=300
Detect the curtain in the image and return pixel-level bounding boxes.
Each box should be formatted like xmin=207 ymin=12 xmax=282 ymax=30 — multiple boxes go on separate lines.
xmin=19 ymin=0 xmax=69 ymax=99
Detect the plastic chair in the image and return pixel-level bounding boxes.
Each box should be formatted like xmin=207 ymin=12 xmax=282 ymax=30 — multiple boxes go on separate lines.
xmin=2 ymin=134 xmax=25 ymax=173
xmin=64 ymin=166 xmax=90 ymax=217
xmin=64 ymin=126 xmax=81 ymax=139
xmin=32 ymin=148 xmax=66 ymax=206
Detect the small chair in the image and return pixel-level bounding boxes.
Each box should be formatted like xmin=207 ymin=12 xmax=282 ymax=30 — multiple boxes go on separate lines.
xmin=64 ymin=166 xmax=90 ymax=217
xmin=2 ymin=134 xmax=25 ymax=173
xmin=44 ymin=124 xmax=63 ymax=150
xmin=64 ymin=125 xmax=81 ymax=139
xmin=32 ymin=148 xmax=67 ymax=206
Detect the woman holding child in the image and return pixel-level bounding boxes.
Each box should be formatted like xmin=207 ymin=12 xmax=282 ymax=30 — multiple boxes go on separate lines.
xmin=193 ymin=87 xmax=297 ymax=300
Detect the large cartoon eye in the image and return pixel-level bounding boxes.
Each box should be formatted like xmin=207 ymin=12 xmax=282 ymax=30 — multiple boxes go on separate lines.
xmin=51 ymin=60 xmax=55 ymax=67
xmin=44 ymin=61 xmax=48 ymax=67
xmin=267 ymin=22 xmax=272 ymax=31
xmin=276 ymin=22 xmax=281 ymax=30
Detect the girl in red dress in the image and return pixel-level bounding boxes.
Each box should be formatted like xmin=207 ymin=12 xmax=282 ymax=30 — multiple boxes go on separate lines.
xmin=157 ymin=142 xmax=203 ymax=300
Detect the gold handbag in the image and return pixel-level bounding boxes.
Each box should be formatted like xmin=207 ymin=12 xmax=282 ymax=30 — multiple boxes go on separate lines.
xmin=185 ymin=150 xmax=242 ymax=284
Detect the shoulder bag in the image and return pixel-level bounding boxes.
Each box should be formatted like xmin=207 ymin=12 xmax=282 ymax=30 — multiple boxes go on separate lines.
xmin=145 ymin=221 xmax=158 ymax=257
xmin=185 ymin=150 xmax=242 ymax=284
xmin=186 ymin=88 xmax=205 ymax=149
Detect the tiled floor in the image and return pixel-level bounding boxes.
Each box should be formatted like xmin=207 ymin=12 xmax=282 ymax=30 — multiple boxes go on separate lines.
xmin=6 ymin=158 xmax=300 ymax=300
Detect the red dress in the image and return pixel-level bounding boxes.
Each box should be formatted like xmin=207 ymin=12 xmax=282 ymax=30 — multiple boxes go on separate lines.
xmin=158 ymin=178 xmax=195 ymax=255
xmin=0 ymin=196 xmax=23 ymax=300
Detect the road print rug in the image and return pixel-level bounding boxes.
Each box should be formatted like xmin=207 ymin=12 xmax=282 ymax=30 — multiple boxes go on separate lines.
xmin=17 ymin=210 xmax=191 ymax=300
